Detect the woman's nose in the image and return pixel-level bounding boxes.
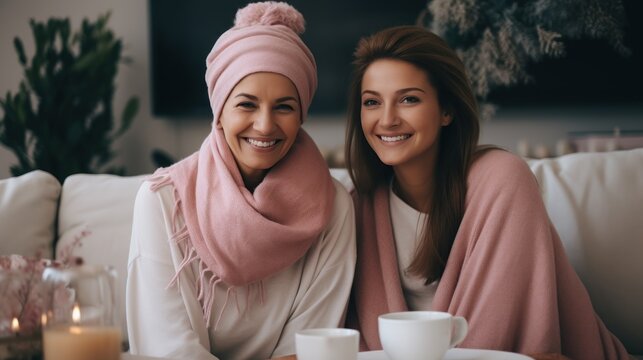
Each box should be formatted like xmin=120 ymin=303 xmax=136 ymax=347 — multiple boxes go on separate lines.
xmin=379 ymin=104 xmax=400 ymax=127
xmin=253 ymin=109 xmax=276 ymax=134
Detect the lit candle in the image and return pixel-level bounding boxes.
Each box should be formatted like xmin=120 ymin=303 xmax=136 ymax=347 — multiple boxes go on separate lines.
xmin=11 ymin=317 xmax=19 ymax=334
xmin=72 ymin=304 xmax=81 ymax=324
xmin=43 ymin=304 xmax=121 ymax=360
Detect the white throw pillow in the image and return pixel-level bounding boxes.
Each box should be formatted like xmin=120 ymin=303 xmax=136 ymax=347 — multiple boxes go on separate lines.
xmin=330 ymin=168 xmax=355 ymax=193
xmin=527 ymin=148 xmax=643 ymax=355
xmin=56 ymin=173 xmax=147 ymax=342
xmin=0 ymin=170 xmax=60 ymax=258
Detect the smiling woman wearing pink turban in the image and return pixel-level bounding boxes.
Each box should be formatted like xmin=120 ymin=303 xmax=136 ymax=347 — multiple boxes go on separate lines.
xmin=125 ymin=3 xmax=356 ymax=359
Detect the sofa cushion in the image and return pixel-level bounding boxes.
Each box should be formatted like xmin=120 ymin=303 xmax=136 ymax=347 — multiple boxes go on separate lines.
xmin=56 ymin=173 xmax=146 ymax=342
xmin=527 ymin=148 xmax=643 ymax=355
xmin=0 ymin=170 xmax=60 ymax=258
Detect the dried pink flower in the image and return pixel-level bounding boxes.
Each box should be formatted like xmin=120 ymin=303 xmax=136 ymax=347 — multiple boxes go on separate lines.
xmin=0 ymin=230 xmax=87 ymax=336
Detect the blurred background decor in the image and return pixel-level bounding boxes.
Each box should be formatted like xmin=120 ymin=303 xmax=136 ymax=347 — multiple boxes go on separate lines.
xmin=419 ymin=0 xmax=632 ymax=112
xmin=0 ymin=13 xmax=138 ymax=183
xmin=0 ymin=244 xmax=84 ymax=360
xmin=0 ymin=1 xmax=640 ymax=177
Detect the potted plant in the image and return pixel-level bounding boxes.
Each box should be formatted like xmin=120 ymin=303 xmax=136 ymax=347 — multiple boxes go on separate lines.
xmin=0 ymin=13 xmax=138 ymax=183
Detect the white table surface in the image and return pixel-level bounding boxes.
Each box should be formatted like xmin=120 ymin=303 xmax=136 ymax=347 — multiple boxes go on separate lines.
xmin=123 ymin=349 xmax=533 ymax=360
xmin=358 ymin=349 xmax=533 ymax=359
xmin=122 ymin=354 xmax=169 ymax=360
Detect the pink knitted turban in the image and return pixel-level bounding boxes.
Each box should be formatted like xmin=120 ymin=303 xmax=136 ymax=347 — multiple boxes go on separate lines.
xmin=204 ymin=2 xmax=318 ymax=123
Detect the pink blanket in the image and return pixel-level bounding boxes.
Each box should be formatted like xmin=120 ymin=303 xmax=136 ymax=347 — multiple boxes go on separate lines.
xmin=347 ymin=150 xmax=630 ymax=359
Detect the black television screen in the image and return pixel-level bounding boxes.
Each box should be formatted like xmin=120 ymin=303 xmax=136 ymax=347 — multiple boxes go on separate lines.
xmin=149 ymin=0 xmax=642 ymax=118
xmin=149 ymin=0 xmax=427 ymax=117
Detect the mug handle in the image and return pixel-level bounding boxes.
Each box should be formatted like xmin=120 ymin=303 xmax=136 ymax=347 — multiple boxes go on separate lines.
xmin=450 ymin=316 xmax=468 ymax=347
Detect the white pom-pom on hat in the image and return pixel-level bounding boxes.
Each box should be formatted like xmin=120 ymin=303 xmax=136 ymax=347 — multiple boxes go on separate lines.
xmin=234 ymin=1 xmax=305 ymax=34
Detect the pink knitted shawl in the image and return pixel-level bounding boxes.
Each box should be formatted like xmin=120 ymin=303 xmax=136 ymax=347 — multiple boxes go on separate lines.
xmin=149 ymin=2 xmax=335 ymax=325
xmin=347 ymin=150 xmax=630 ymax=359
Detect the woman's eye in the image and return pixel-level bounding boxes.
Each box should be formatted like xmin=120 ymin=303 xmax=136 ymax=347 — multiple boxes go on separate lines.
xmin=362 ymin=99 xmax=379 ymax=107
xmin=401 ymin=96 xmax=419 ymax=104
xmin=237 ymin=102 xmax=256 ymax=109
xmin=275 ymin=103 xmax=294 ymax=112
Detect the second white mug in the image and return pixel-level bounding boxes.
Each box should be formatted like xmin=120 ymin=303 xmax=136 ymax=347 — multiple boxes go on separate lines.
xmin=295 ymin=328 xmax=359 ymax=360
xmin=378 ymin=311 xmax=468 ymax=360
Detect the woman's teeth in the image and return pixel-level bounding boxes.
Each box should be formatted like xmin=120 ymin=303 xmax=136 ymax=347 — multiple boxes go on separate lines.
xmin=380 ymin=135 xmax=410 ymax=142
xmin=247 ymin=138 xmax=277 ymax=148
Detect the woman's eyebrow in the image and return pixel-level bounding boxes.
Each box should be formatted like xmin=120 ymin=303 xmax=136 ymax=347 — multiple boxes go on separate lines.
xmin=234 ymin=93 xmax=258 ymax=100
xmin=396 ymin=87 xmax=425 ymax=94
xmin=234 ymin=93 xmax=297 ymax=103
xmin=361 ymin=90 xmax=380 ymax=96
xmin=361 ymin=88 xmax=426 ymax=97
xmin=276 ymin=96 xmax=298 ymax=103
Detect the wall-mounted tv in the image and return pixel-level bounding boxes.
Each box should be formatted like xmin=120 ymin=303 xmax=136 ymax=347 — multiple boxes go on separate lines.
xmin=149 ymin=0 xmax=642 ymax=118
xmin=149 ymin=0 xmax=427 ymax=117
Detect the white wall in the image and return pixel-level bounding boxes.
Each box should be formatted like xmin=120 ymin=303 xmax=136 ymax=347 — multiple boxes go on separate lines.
xmin=1 ymin=1 xmax=642 ymax=179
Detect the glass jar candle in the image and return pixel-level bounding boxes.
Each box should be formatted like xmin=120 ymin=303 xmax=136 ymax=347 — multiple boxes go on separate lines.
xmin=42 ymin=265 xmax=121 ymax=360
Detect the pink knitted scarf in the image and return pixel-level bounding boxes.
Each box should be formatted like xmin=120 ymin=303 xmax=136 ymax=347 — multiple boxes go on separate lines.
xmin=150 ymin=128 xmax=334 ymax=324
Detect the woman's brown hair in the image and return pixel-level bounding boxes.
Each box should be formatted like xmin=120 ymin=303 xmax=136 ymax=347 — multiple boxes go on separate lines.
xmin=345 ymin=26 xmax=480 ymax=284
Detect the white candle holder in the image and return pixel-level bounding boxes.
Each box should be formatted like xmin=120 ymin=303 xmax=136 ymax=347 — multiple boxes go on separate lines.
xmin=41 ymin=265 xmax=121 ymax=360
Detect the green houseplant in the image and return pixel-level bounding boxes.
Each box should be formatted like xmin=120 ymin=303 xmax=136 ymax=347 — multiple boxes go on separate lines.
xmin=0 ymin=13 xmax=138 ymax=182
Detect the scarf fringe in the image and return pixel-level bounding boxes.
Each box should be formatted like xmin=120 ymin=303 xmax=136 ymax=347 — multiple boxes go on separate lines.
xmin=214 ymin=287 xmax=235 ymax=330
xmin=148 ymin=172 xmax=173 ymax=192
xmin=148 ymin=172 xmax=264 ymax=330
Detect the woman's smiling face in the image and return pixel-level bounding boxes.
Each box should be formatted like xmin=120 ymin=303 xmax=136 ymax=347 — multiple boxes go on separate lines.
xmin=218 ymin=72 xmax=301 ymax=184
xmin=360 ymin=58 xmax=451 ymax=171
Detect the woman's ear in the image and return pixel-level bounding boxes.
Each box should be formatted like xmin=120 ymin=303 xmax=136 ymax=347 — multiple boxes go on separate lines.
xmin=441 ymin=111 xmax=453 ymax=126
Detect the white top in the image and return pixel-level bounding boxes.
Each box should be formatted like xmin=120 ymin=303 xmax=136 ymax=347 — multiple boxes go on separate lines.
xmin=389 ymin=186 xmax=438 ymax=311
xmin=126 ymin=179 xmax=356 ymax=360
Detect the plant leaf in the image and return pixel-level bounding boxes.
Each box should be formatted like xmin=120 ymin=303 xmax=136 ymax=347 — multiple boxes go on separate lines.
xmin=14 ymin=38 xmax=27 ymax=65
xmin=151 ymin=149 xmax=176 ymax=168
xmin=116 ymin=97 xmax=138 ymax=137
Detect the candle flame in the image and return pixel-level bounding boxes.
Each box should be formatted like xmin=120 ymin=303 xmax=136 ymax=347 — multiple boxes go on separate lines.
xmin=41 ymin=313 xmax=48 ymax=327
xmin=11 ymin=317 xmax=19 ymax=333
xmin=72 ymin=304 xmax=81 ymax=324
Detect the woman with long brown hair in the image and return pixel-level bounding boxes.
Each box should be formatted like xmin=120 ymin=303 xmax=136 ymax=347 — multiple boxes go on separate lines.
xmin=345 ymin=25 xmax=629 ymax=359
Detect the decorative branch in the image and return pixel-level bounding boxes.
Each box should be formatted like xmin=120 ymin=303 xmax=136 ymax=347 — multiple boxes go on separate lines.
xmin=419 ymin=0 xmax=630 ymax=101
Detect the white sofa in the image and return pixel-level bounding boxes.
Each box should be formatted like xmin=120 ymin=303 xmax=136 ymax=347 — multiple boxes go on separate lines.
xmin=1 ymin=148 xmax=642 ymax=356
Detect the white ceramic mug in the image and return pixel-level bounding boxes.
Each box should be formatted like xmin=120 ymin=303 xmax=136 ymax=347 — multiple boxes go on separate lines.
xmin=378 ymin=311 xmax=468 ymax=360
xmin=295 ymin=328 xmax=359 ymax=360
